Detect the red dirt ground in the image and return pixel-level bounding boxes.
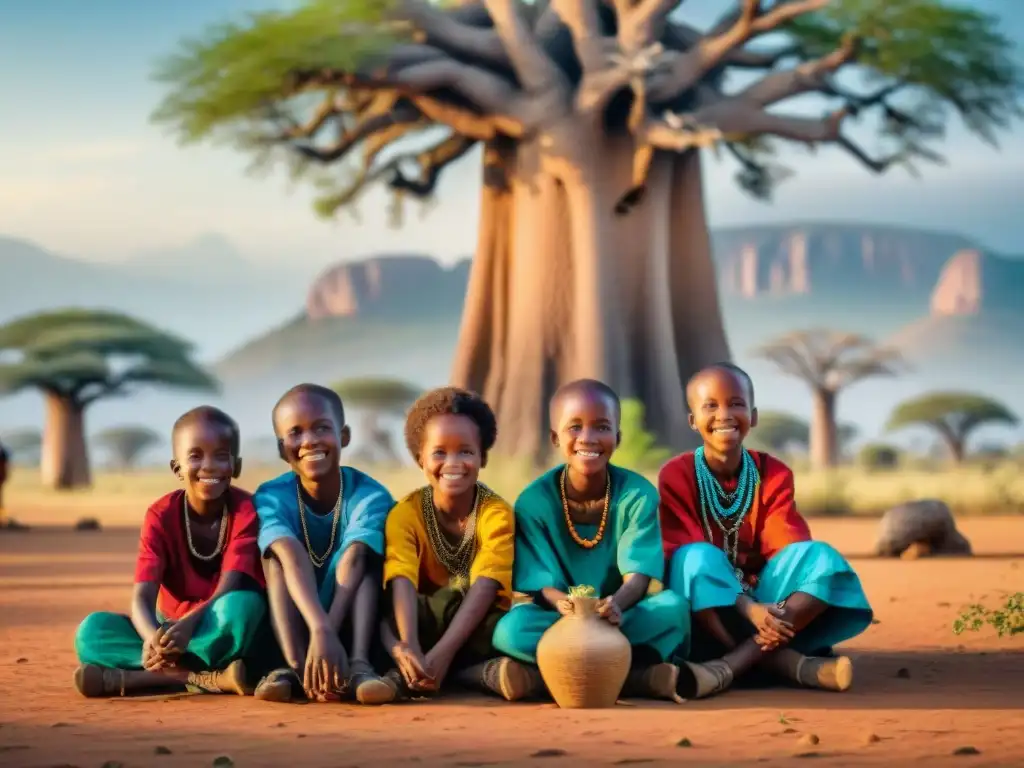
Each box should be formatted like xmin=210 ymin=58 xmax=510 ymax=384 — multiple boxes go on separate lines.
xmin=1 ymin=518 xmax=1021 ymax=768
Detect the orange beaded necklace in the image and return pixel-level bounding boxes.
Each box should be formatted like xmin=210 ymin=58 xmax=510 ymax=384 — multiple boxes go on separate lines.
xmin=559 ymin=466 xmax=611 ymax=549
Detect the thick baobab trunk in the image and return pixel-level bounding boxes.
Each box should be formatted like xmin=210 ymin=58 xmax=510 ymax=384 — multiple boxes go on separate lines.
xmin=809 ymin=387 xmax=838 ymax=470
xmin=451 ymin=129 xmax=731 ymax=460
xmin=934 ymin=424 xmax=965 ymax=464
xmin=40 ymin=392 xmax=92 ymax=490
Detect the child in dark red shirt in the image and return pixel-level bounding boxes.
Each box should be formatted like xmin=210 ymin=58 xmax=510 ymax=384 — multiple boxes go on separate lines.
xmin=73 ymin=406 xmax=266 ymax=697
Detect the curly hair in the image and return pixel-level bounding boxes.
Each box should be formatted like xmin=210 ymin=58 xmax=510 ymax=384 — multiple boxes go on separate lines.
xmin=404 ymin=387 xmax=498 ymax=464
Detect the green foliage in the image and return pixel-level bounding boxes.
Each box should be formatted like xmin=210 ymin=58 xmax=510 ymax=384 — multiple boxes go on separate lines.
xmin=331 ymin=377 xmax=422 ymax=413
xmin=953 ymin=593 xmax=1023 ymax=638
xmin=858 ymin=442 xmax=901 ymax=470
xmin=0 ymin=310 xmax=219 ymax=405
xmin=151 ymin=0 xmax=399 ymax=145
xmin=886 ymin=392 xmax=1018 ymax=459
xmin=615 ymin=399 xmax=672 ymax=472
xmin=568 ymin=584 xmax=597 ymax=599
xmin=786 ymin=0 xmax=1021 ymax=143
xmin=753 ymin=411 xmax=810 ymax=452
xmin=94 ymin=426 xmax=163 ymax=469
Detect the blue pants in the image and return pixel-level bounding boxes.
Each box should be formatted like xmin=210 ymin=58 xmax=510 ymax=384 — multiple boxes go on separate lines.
xmin=492 ymin=591 xmax=690 ymax=665
xmin=668 ymin=541 xmax=873 ymax=655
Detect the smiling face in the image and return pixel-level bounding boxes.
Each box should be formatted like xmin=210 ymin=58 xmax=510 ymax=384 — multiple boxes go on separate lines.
xmin=420 ymin=413 xmax=483 ymax=499
xmin=687 ymin=367 xmax=758 ymax=453
xmin=274 ymin=392 xmax=350 ymax=482
xmin=171 ymin=419 xmax=239 ymax=506
xmin=550 ymin=389 xmax=620 ymax=477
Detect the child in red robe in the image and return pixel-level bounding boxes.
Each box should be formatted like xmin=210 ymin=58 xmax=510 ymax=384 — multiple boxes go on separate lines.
xmin=660 ymin=364 xmax=873 ymax=700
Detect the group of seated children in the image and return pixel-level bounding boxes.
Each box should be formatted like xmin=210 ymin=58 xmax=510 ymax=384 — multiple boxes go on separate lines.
xmin=73 ymin=364 xmax=873 ymax=705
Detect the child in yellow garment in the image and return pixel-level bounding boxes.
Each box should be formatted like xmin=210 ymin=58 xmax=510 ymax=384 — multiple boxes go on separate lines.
xmin=380 ymin=387 xmax=542 ymax=702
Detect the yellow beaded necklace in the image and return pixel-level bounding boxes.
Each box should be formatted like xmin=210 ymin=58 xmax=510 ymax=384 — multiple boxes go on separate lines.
xmin=559 ymin=466 xmax=610 ymax=549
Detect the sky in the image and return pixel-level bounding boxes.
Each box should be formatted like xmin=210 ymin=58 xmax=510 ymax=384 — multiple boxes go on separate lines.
xmin=0 ymin=0 xmax=1022 ymax=270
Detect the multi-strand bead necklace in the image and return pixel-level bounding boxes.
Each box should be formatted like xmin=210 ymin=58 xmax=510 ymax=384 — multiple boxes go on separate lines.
xmin=694 ymin=446 xmax=759 ymax=584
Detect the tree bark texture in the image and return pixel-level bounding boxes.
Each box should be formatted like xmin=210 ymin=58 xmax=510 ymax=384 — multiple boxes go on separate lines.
xmin=40 ymin=392 xmax=92 ymax=490
xmin=809 ymin=387 xmax=838 ymax=470
xmin=451 ymin=121 xmax=730 ymax=459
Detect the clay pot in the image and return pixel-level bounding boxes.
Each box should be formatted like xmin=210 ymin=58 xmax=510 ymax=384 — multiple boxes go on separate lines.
xmin=535 ymin=596 xmax=632 ymax=708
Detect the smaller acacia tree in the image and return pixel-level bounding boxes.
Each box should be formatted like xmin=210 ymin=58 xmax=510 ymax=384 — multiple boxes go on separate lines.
xmin=94 ymin=426 xmax=163 ymax=471
xmin=886 ymin=391 xmax=1019 ymax=464
xmin=754 ymin=330 xmax=902 ymax=470
xmin=0 ymin=428 xmax=43 ymax=465
xmin=0 ymin=310 xmax=218 ymax=489
xmin=332 ymin=377 xmax=422 ymax=463
xmin=752 ymin=410 xmax=809 ymax=454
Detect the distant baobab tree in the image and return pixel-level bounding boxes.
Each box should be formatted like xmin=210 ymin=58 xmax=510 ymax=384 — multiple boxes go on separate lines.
xmin=152 ymin=0 xmax=1020 ymax=460
xmin=753 ymin=330 xmax=901 ymax=469
xmin=0 ymin=310 xmax=218 ymax=489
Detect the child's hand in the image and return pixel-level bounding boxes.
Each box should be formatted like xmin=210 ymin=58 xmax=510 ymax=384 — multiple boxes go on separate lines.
xmin=741 ymin=600 xmax=795 ymax=648
xmin=159 ymin=619 xmax=196 ymax=656
xmin=395 ymin=643 xmax=433 ymax=690
xmin=596 ymin=596 xmax=622 ymax=625
xmin=419 ymin=648 xmax=454 ymax=692
xmin=555 ymin=598 xmax=575 ymax=617
xmin=305 ymin=627 xmax=348 ymax=700
xmin=142 ymin=628 xmax=176 ymax=670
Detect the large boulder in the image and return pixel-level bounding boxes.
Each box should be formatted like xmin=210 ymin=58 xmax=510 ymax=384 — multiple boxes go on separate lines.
xmin=874 ymin=499 xmax=972 ymax=558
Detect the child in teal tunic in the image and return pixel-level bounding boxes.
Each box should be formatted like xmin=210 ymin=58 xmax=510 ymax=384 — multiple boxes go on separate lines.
xmin=492 ymin=379 xmax=690 ymax=701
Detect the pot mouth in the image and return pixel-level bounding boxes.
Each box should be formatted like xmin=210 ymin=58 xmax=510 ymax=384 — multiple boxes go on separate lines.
xmin=568 ymin=595 xmax=600 ymax=615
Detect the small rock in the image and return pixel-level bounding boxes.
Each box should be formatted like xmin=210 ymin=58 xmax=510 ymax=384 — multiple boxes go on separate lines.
xmin=782 ymin=728 xmax=798 ymax=734
xmin=154 ymin=746 xmax=173 ymax=755
xmin=51 ymin=722 xmax=70 ymax=728
xmin=16 ymin=658 xmax=27 ymax=664
xmin=937 ymin=601 xmax=951 ymax=607
xmin=675 ymin=738 xmax=692 ymax=747
xmin=864 ymin=733 xmax=881 ymax=744
xmin=896 ymin=667 xmax=911 ymax=679
xmin=297 ymin=734 xmax=306 ymax=739
xmin=870 ymin=619 xmax=881 ymax=625
xmin=212 ymin=757 xmax=235 ymax=767
xmin=74 ymin=517 xmax=101 ymax=532
xmin=531 ymin=749 xmax=567 ymax=758
xmin=797 ymin=734 xmax=820 ymax=747
xmin=953 ymin=746 xmax=981 ymax=756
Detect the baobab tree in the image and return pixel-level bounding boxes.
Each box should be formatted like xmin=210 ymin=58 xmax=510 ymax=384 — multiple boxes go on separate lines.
xmin=753 ymin=330 xmax=901 ymax=469
xmin=153 ymin=0 xmax=1020 ymax=459
xmin=0 ymin=310 xmax=218 ymax=489
xmin=886 ymin=391 xmax=1018 ymax=464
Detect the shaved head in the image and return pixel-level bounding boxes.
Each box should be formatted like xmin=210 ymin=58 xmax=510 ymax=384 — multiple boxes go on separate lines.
xmin=685 ymin=363 xmax=755 ymax=411
xmin=172 ymin=406 xmax=240 ymax=456
xmin=549 ymin=379 xmax=621 ymax=427
xmin=272 ymin=383 xmax=345 ymax=435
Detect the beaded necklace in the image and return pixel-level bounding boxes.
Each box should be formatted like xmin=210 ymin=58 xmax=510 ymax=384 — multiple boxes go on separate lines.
xmin=694 ymin=446 xmax=759 ymax=585
xmin=422 ymin=483 xmax=488 ymax=589
xmin=559 ymin=466 xmax=610 ymax=549
xmin=296 ymin=472 xmax=343 ymax=569
xmin=183 ymin=493 xmax=228 ymax=561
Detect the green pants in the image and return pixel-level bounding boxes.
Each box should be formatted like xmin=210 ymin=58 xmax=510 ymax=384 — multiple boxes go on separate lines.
xmin=75 ymin=591 xmax=266 ymax=671
xmin=492 ymin=591 xmax=690 ymax=665
xmin=415 ymin=587 xmax=504 ymax=667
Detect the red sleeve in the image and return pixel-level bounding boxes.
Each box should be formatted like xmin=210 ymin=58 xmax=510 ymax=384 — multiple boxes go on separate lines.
xmin=758 ymin=454 xmax=812 ymax=559
xmin=221 ymin=489 xmax=265 ymax=586
xmin=134 ymin=497 xmax=170 ymax=584
xmin=658 ymin=454 xmax=708 ymax=559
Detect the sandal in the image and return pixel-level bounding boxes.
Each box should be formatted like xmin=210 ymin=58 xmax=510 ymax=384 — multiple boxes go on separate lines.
xmin=253 ymin=667 xmax=305 ymax=703
xmin=73 ymin=665 xmax=125 ymax=698
xmin=348 ymin=660 xmax=396 ymax=705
